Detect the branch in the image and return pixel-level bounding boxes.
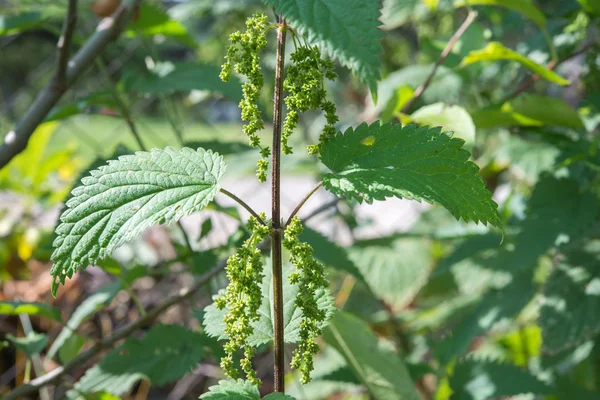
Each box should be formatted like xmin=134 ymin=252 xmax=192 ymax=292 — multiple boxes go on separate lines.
xmin=501 ymin=40 xmax=598 ymax=103
xmin=0 ymin=0 xmax=144 ymax=170
xmin=54 ymin=0 xmax=78 ymax=91
xmin=401 ymin=10 xmax=478 ymax=114
xmin=285 ymin=181 xmax=323 ymax=226
xmin=1 ymin=197 xmax=339 ymax=400
xmin=219 ymin=188 xmax=267 ymax=226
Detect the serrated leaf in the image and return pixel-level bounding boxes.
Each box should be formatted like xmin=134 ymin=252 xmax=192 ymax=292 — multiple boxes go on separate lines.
xmin=410 ymin=103 xmax=476 ymax=149
xmin=449 ymin=358 xmax=552 ymax=400
xmin=323 ymin=311 xmax=420 ymax=400
xmin=349 ymin=238 xmax=432 ymax=310
xmin=0 ymin=301 xmax=61 ymax=321
xmin=200 ymin=379 xmax=260 ymax=399
xmin=203 ymin=261 xmax=336 ymax=346
xmin=320 ymin=122 xmax=501 ymax=227
xmin=540 ymin=247 xmax=600 ymax=352
xmin=51 ymin=147 xmax=226 ymax=296
xmin=127 ymin=61 xmax=242 ymax=101
xmin=462 ymin=42 xmax=569 ymax=86
xmin=48 ymin=282 xmax=121 ymax=359
xmin=76 ymin=325 xmax=206 ymax=395
xmin=300 ymin=227 xmax=365 ymax=283
xmin=6 ymin=332 xmax=48 ymax=356
xmin=263 ymin=0 xmax=383 ymax=92
xmin=454 ymin=0 xmax=547 ymax=29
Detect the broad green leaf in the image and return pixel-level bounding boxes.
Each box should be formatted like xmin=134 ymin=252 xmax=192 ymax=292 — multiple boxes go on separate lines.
xmin=350 ymin=238 xmax=432 ymax=309
xmin=579 ymin=0 xmax=600 ymax=15
xmin=48 ymin=282 xmax=121 ymax=359
xmin=449 ymin=358 xmax=552 ymax=400
xmin=540 ymin=247 xmax=600 ymax=352
xmin=0 ymin=12 xmax=48 ymax=36
xmin=6 ymin=332 xmax=48 ymax=356
xmin=127 ymin=61 xmax=242 ymax=101
xmin=200 ymin=379 xmax=259 ymax=399
xmin=262 ymin=0 xmax=383 ymax=93
xmin=126 ymin=3 xmax=196 ymax=47
xmin=0 ymin=301 xmax=61 ymax=321
xmin=51 ymin=147 xmax=226 ymax=296
xmin=410 ymin=103 xmax=476 ymax=149
xmin=462 ymin=42 xmax=569 ymax=86
xmin=320 ymin=122 xmax=501 ymax=227
xmin=300 ymin=227 xmax=366 ymax=283
xmin=454 ymin=0 xmax=547 ymax=28
xmin=76 ymin=325 xmax=205 ymax=395
xmin=58 ymin=334 xmax=87 ymax=364
xmin=203 ymin=261 xmax=335 ymax=346
xmin=323 ymin=311 xmax=420 ymax=400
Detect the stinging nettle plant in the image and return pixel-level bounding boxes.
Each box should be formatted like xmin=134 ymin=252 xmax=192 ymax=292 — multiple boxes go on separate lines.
xmin=48 ymin=4 xmax=501 ymax=398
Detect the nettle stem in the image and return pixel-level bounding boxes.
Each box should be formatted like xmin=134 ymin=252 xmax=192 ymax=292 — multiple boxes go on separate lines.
xmin=271 ymin=16 xmax=287 ymax=393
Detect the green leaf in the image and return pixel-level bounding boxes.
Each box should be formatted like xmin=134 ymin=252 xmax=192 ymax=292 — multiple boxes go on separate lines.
xmin=449 ymin=358 xmax=552 ymax=400
xmin=50 ymin=147 xmax=226 ymax=296
xmin=300 ymin=227 xmax=365 ymax=283
xmin=320 ymin=122 xmax=501 ymax=227
xmin=58 ymin=334 xmax=87 ymax=364
xmin=410 ymin=103 xmax=476 ymax=149
xmin=540 ymin=247 xmax=600 ymax=352
xmin=0 ymin=12 xmax=48 ymax=36
xmin=580 ymin=0 xmax=600 ymax=15
xmin=200 ymin=379 xmax=260 ymax=399
xmin=323 ymin=311 xmax=420 ymax=400
xmin=0 ymin=301 xmax=61 ymax=321
xmin=462 ymin=42 xmax=569 ymax=86
xmin=454 ymin=0 xmax=547 ymax=28
xmin=127 ymin=61 xmax=242 ymax=101
xmin=76 ymin=325 xmax=205 ymax=395
xmin=46 ymin=92 xmax=118 ymax=122
xmin=262 ymin=0 xmax=383 ymax=93
xmin=6 ymin=332 xmax=48 ymax=356
xmin=350 ymin=238 xmax=432 ymax=309
xmin=48 ymin=282 xmax=121 ymax=359
xmin=126 ymin=3 xmax=196 ymax=47
xmin=203 ymin=261 xmax=336 ymax=346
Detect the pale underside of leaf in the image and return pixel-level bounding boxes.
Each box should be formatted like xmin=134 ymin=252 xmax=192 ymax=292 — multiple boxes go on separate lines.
xmin=51 ymin=147 xmax=226 ymax=296
xmin=320 ymin=122 xmax=501 ymax=227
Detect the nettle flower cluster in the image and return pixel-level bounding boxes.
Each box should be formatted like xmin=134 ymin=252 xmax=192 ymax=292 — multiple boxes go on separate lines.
xmin=219 ymin=13 xmax=338 ymax=180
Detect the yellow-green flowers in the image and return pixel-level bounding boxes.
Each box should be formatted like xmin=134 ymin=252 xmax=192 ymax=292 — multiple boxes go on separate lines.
xmin=283 ymin=45 xmax=338 ymax=156
xmin=283 ymin=216 xmax=328 ymax=384
xmin=215 ymin=214 xmax=269 ymax=385
xmin=220 ymin=13 xmax=271 ymax=182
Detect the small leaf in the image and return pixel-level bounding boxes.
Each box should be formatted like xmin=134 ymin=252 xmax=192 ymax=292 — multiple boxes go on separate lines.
xmin=323 ymin=311 xmax=420 ymax=400
xmin=454 ymin=0 xmax=547 ymax=28
xmin=76 ymin=325 xmax=206 ymax=395
xmin=262 ymin=0 xmax=383 ymax=93
xmin=410 ymin=103 xmax=476 ymax=148
xmin=462 ymin=42 xmax=569 ymax=86
xmin=200 ymin=379 xmax=260 ymax=399
xmin=48 ymin=282 xmax=121 ymax=359
xmin=320 ymin=122 xmax=501 ymax=227
xmin=0 ymin=301 xmax=61 ymax=321
xmin=203 ymin=261 xmax=336 ymax=346
xmin=6 ymin=332 xmax=48 ymax=356
xmin=449 ymin=358 xmax=552 ymax=400
xmin=51 ymin=147 xmax=226 ymax=296
xmin=126 ymin=3 xmax=196 ymax=47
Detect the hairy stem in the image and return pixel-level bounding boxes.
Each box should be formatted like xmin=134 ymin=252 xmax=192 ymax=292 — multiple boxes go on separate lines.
xmin=271 ymin=16 xmax=287 ymax=393
xmin=285 ymin=181 xmax=323 ymax=226
xmin=219 ymin=188 xmax=267 ymax=226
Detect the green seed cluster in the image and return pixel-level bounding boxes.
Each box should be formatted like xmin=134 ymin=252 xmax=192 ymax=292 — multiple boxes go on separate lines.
xmin=220 ymin=13 xmax=271 ymax=182
xmin=283 ymin=216 xmax=328 ymax=384
xmin=283 ymin=45 xmax=339 ymax=156
xmin=215 ymin=214 xmax=269 ymax=385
